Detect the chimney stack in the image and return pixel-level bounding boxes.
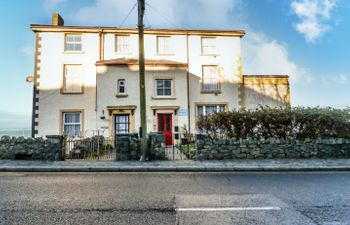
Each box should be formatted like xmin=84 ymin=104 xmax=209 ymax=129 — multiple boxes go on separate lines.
xmin=52 ymin=13 xmax=64 ymax=26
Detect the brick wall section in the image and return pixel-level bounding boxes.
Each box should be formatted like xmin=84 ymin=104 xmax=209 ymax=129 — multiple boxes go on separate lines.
xmin=0 ymin=135 xmax=64 ymax=161
xmin=194 ymin=134 xmax=350 ymax=160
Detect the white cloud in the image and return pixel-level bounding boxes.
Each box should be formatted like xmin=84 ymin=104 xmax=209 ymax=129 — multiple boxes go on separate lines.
xmin=73 ymin=0 xmax=242 ymax=28
xmin=291 ymin=0 xmax=336 ymax=42
xmin=242 ymin=32 xmax=313 ymax=83
xmin=74 ymin=0 xmax=137 ymax=27
xmin=333 ymin=73 xmax=348 ymax=84
xmin=20 ymin=46 xmax=34 ymax=56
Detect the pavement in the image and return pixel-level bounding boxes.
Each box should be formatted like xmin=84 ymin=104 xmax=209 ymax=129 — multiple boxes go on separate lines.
xmin=0 ymin=158 xmax=350 ymax=172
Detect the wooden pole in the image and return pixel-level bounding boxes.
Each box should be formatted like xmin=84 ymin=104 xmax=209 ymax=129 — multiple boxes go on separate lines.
xmin=138 ymin=0 xmax=147 ymax=161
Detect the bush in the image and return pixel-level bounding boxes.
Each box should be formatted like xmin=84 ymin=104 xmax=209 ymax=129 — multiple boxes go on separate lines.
xmin=197 ymin=107 xmax=350 ymax=140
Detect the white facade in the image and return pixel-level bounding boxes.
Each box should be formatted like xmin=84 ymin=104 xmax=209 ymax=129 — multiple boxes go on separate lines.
xmin=30 ymin=17 xmax=290 ymax=139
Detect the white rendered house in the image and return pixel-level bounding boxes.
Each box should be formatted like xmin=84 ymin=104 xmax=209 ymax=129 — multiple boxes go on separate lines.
xmin=29 ymin=14 xmax=290 ymax=144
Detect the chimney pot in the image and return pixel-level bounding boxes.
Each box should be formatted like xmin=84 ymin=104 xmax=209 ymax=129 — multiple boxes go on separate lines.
xmin=52 ymin=13 xmax=64 ymax=26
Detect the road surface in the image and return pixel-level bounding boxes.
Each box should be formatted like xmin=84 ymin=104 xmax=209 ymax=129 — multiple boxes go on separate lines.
xmin=0 ymin=172 xmax=350 ymax=224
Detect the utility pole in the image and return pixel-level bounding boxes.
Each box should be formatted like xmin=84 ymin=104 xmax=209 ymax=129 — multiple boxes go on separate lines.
xmin=138 ymin=0 xmax=147 ymax=161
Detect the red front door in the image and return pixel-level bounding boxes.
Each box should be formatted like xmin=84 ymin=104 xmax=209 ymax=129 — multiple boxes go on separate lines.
xmin=158 ymin=114 xmax=173 ymax=146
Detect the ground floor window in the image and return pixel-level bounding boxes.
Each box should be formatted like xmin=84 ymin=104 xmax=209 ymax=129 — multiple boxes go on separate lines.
xmin=62 ymin=112 xmax=82 ymax=138
xmin=115 ymin=114 xmax=129 ymax=134
xmin=197 ymin=105 xmax=225 ymax=117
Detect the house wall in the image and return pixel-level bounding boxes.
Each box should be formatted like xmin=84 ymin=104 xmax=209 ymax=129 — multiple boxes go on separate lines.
xmin=104 ymin=33 xmax=187 ymax=63
xmin=104 ymin=33 xmax=243 ymax=133
xmin=242 ymin=76 xmax=290 ymax=109
xmin=187 ymin=35 xmax=242 ymax=132
xmin=96 ymin=65 xmax=188 ymax=137
xmin=36 ymin=32 xmax=99 ymax=137
xmin=36 ymin=29 xmax=243 ymax=137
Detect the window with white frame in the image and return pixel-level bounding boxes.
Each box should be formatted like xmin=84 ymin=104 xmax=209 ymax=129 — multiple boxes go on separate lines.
xmin=62 ymin=112 xmax=82 ymax=138
xmin=202 ymin=65 xmax=219 ymax=92
xmin=197 ymin=105 xmax=225 ymax=117
xmin=115 ymin=35 xmax=130 ymax=53
xmin=63 ymin=65 xmax=83 ymax=93
xmin=65 ymin=34 xmax=82 ymax=52
xmin=117 ymin=79 xmax=126 ymax=94
xmin=201 ymin=37 xmax=216 ymax=54
xmin=157 ymin=36 xmax=172 ymax=54
xmin=156 ymin=79 xmax=172 ymax=96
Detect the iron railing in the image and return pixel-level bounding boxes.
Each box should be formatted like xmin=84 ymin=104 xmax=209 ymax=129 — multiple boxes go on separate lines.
xmin=64 ymin=136 xmax=115 ymax=160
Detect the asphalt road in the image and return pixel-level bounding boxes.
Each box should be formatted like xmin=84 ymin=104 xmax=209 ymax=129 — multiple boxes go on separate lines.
xmin=0 ymin=172 xmax=350 ymax=225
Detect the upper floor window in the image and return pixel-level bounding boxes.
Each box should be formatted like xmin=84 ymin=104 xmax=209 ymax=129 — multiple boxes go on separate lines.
xmin=202 ymin=65 xmax=219 ymax=92
xmin=201 ymin=37 xmax=216 ymax=55
xmin=156 ymin=79 xmax=172 ymax=96
xmin=115 ymin=35 xmax=130 ymax=53
xmin=157 ymin=36 xmax=172 ymax=54
xmin=197 ymin=105 xmax=225 ymax=117
xmin=63 ymin=65 xmax=83 ymax=94
xmin=117 ymin=79 xmax=126 ymax=95
xmin=65 ymin=34 xmax=82 ymax=52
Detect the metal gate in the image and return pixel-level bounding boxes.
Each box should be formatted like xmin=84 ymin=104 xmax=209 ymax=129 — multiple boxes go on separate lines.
xmin=164 ymin=132 xmax=195 ymax=160
xmin=64 ymin=136 xmax=116 ymax=160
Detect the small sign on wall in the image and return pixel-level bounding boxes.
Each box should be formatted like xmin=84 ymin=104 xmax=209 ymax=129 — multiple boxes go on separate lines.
xmin=178 ymin=108 xmax=188 ymax=116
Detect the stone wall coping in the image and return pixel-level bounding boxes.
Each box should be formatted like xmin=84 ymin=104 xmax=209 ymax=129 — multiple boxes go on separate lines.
xmin=196 ymin=135 xmax=350 ymax=145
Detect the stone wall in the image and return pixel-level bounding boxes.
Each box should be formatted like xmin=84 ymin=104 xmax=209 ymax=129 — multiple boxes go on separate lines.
xmin=0 ymin=135 xmax=64 ymax=161
xmin=115 ymin=133 xmax=140 ymax=161
xmin=115 ymin=133 xmax=167 ymax=161
xmin=194 ymin=134 xmax=350 ymax=160
xmin=148 ymin=133 xmax=166 ymax=160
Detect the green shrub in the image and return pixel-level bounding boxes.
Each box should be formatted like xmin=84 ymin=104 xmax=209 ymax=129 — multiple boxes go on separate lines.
xmin=197 ymin=107 xmax=350 ymax=140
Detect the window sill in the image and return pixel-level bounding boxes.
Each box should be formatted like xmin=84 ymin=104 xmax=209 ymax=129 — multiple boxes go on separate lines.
xmin=63 ymin=51 xmax=85 ymax=54
xmin=200 ymin=53 xmax=220 ymax=57
xmin=155 ymin=53 xmax=175 ymax=56
xmin=152 ymin=96 xmax=176 ymax=100
xmin=60 ymin=91 xmax=84 ymax=95
xmin=114 ymin=52 xmax=132 ymax=55
xmin=200 ymin=91 xmax=221 ymax=95
xmin=116 ymin=94 xmax=128 ymax=98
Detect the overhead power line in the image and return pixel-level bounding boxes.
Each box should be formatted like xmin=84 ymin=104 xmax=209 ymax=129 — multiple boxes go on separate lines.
xmin=145 ymin=2 xmax=179 ymax=28
xmin=144 ymin=10 xmax=152 ymax=28
xmin=118 ymin=2 xmax=137 ymax=28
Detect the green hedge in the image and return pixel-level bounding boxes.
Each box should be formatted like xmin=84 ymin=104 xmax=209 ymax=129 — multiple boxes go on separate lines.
xmin=197 ymin=107 xmax=350 ymax=140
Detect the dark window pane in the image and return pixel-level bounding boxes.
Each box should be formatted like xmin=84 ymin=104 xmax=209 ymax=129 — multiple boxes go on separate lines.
xmin=165 ymin=89 xmax=171 ymax=96
xmin=164 ymin=80 xmax=171 ymax=87
xmin=66 ymin=35 xmax=74 ymax=42
xmin=74 ymin=35 xmax=82 ymax=42
xmin=197 ymin=106 xmax=203 ymax=116
xmin=166 ymin=115 xmax=171 ymax=131
xmin=159 ymin=115 xmax=164 ymax=131
xmin=75 ymin=44 xmax=82 ymax=51
xmin=157 ymin=89 xmax=163 ymax=96
xmin=157 ymin=80 xmax=163 ymax=88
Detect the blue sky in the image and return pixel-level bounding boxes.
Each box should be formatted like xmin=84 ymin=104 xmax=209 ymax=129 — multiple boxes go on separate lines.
xmin=0 ymin=0 xmax=349 ymax=128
